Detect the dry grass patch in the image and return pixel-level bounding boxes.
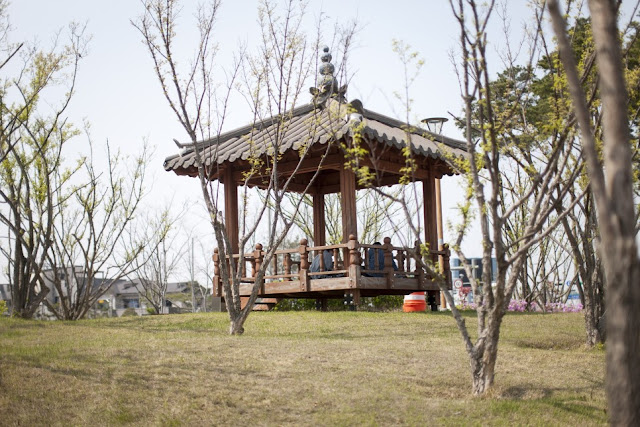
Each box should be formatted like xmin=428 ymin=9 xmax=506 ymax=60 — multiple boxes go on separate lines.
xmin=0 ymin=311 xmax=605 ymax=425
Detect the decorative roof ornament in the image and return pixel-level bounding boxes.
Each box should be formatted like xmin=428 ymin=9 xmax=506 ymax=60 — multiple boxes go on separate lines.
xmin=310 ymin=46 xmax=347 ymax=104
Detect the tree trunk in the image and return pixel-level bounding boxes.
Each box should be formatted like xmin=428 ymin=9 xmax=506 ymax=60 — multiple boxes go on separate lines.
xmin=229 ymin=315 xmax=245 ymax=335
xmin=583 ymin=264 xmax=605 ymax=346
xmin=471 ymin=338 xmax=499 ymax=395
xmin=604 ymin=239 xmax=640 ymax=425
xmin=470 ymin=317 xmax=502 ymax=395
xmin=548 ymin=1 xmax=640 ymax=420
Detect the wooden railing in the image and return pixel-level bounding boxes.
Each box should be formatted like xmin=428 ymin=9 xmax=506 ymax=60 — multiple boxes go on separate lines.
xmin=212 ymin=234 xmax=451 ymax=296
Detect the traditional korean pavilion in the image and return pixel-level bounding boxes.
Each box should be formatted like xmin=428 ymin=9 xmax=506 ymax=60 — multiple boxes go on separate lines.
xmin=163 ymin=47 xmax=467 ymax=310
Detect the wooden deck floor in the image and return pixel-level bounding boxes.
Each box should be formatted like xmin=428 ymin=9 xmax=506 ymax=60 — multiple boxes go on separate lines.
xmin=235 ymin=275 xmax=444 ymax=299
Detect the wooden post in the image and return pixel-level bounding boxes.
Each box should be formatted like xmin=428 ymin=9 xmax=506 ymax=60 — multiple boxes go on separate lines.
xmin=436 ymin=178 xmax=447 ymax=308
xmin=284 ymin=253 xmax=292 ymax=281
xmin=254 ymin=243 xmax=264 ymax=294
xmin=318 ymin=249 xmax=326 ymax=272
xmin=347 ymin=234 xmax=361 ymax=290
xmin=312 ymin=190 xmax=335 ymax=311
xmin=383 ymin=236 xmax=394 ymax=289
xmin=213 ymin=248 xmax=221 ymax=297
xmin=397 ymin=250 xmax=406 ymax=273
xmin=224 ymin=167 xmax=239 ymax=255
xmin=250 ymin=256 xmax=257 ymax=278
xmin=415 ymin=240 xmax=426 ymax=291
xmin=271 ymin=252 xmax=278 ymax=276
xmin=423 ymin=171 xmax=439 ymax=307
xmin=351 ymin=288 xmax=361 ymax=310
xmin=340 ymin=161 xmax=358 ymax=264
xmin=298 ymin=238 xmax=310 ymax=291
xmin=312 ymin=193 xmax=326 ymax=247
xmin=423 ymin=172 xmax=438 ymax=253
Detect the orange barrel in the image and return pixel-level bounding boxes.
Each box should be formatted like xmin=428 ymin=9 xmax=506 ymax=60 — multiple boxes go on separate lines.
xmin=403 ymin=292 xmax=426 ymax=312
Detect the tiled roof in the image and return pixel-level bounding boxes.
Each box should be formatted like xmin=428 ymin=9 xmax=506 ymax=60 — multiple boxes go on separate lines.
xmin=163 ymin=99 xmax=468 ymax=174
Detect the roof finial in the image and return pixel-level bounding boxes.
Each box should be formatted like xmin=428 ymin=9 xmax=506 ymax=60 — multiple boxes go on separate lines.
xmin=310 ymin=46 xmax=347 ymax=104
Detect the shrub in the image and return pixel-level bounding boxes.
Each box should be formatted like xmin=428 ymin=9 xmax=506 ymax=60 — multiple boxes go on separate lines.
xmin=273 ymin=299 xmax=316 ymax=311
xmin=456 ymin=299 xmax=583 ymax=313
xmin=121 ymin=308 xmax=138 ymax=317
xmin=363 ymin=295 xmax=403 ymax=311
xmin=0 ymin=300 xmax=7 ymax=315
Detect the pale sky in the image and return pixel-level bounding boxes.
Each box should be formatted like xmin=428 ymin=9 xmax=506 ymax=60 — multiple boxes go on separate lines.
xmin=6 ymin=0 xmax=543 ymax=281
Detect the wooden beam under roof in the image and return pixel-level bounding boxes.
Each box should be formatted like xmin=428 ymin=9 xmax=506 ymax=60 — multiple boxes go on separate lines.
xmin=231 ymin=153 xmax=343 ymax=183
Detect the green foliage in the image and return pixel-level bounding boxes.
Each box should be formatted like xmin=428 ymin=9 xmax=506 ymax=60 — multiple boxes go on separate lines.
xmin=121 ymin=308 xmax=138 ymax=317
xmin=273 ymin=296 xmax=403 ymax=311
xmin=398 ymin=143 xmax=417 ymax=185
xmin=0 ymin=300 xmax=7 ymax=315
xmin=0 ymin=14 xmax=86 ymax=319
xmin=363 ymin=295 xmax=403 ymax=311
xmin=342 ymin=119 xmax=373 ymax=186
xmin=273 ymin=298 xmax=316 ymax=311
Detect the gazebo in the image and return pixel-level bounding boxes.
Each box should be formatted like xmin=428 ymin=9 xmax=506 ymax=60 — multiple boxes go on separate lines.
xmin=163 ymin=47 xmax=467 ymax=310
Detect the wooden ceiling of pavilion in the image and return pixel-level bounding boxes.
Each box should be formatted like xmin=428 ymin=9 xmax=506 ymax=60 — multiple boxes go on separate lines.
xmin=163 ymin=98 xmax=468 ymax=194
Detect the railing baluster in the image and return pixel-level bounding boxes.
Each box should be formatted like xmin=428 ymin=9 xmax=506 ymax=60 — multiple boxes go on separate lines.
xmin=397 ymin=249 xmax=405 ymax=273
xmin=299 ymin=239 xmax=309 ymax=291
xmin=285 ymin=253 xmax=292 ymax=280
xmin=318 ymin=249 xmax=325 ymax=272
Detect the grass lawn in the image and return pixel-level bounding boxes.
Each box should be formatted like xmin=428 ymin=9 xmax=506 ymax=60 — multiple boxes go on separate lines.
xmin=0 ymin=311 xmax=606 ymax=426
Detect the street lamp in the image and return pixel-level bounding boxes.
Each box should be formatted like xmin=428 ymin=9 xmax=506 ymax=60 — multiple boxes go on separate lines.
xmin=421 ymin=117 xmax=449 ymax=135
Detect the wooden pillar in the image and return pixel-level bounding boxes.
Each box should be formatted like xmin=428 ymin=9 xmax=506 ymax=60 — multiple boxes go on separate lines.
xmin=298 ymin=238 xmax=310 ymax=291
xmin=347 ymin=234 xmax=361 ymax=289
xmin=224 ymin=166 xmax=239 ymax=254
xmin=423 ymin=171 xmax=438 ymax=250
xmin=312 ymin=193 xmax=326 ymax=246
xmin=436 ymin=178 xmax=447 ymax=308
xmin=423 ymin=171 xmax=439 ymax=309
xmin=340 ymin=162 xmax=358 ymax=243
xmin=340 ymin=161 xmax=358 ymax=279
xmin=435 ymin=178 xmax=444 ymax=251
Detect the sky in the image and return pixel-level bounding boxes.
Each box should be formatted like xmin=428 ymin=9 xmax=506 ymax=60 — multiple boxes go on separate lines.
xmin=6 ymin=0 xmax=542 ymax=282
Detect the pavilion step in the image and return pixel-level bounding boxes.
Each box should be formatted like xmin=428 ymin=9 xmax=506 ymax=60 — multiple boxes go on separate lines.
xmin=240 ymin=297 xmax=280 ymax=311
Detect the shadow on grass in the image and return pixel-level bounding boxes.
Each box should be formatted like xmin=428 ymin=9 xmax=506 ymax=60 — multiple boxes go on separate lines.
xmin=1 ymin=346 xmax=146 ymax=380
xmin=513 ymin=337 xmax=585 ymax=351
xmin=489 ymin=393 xmax=607 ymax=423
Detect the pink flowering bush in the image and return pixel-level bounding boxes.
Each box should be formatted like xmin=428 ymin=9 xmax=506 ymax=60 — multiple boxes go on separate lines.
xmin=455 ymin=298 xmax=583 ymax=313
xmin=539 ymin=301 xmax=583 ymax=313
xmin=507 ymin=299 xmax=528 ymax=312
xmin=457 ymin=300 xmax=477 ymax=311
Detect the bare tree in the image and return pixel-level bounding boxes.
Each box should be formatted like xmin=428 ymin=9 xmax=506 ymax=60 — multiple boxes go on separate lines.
xmin=0 ymin=5 xmax=86 ymax=318
xmin=548 ymin=0 xmax=640 ymax=423
xmin=135 ymin=0 xmax=357 ymax=334
xmin=131 ymin=208 xmax=186 ymax=314
xmin=474 ymin=3 xmax=640 ymax=345
xmin=443 ymin=0 xmax=589 ymax=395
xmin=353 ymin=1 xmax=583 ymax=395
xmin=42 ymin=142 xmax=163 ymax=320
